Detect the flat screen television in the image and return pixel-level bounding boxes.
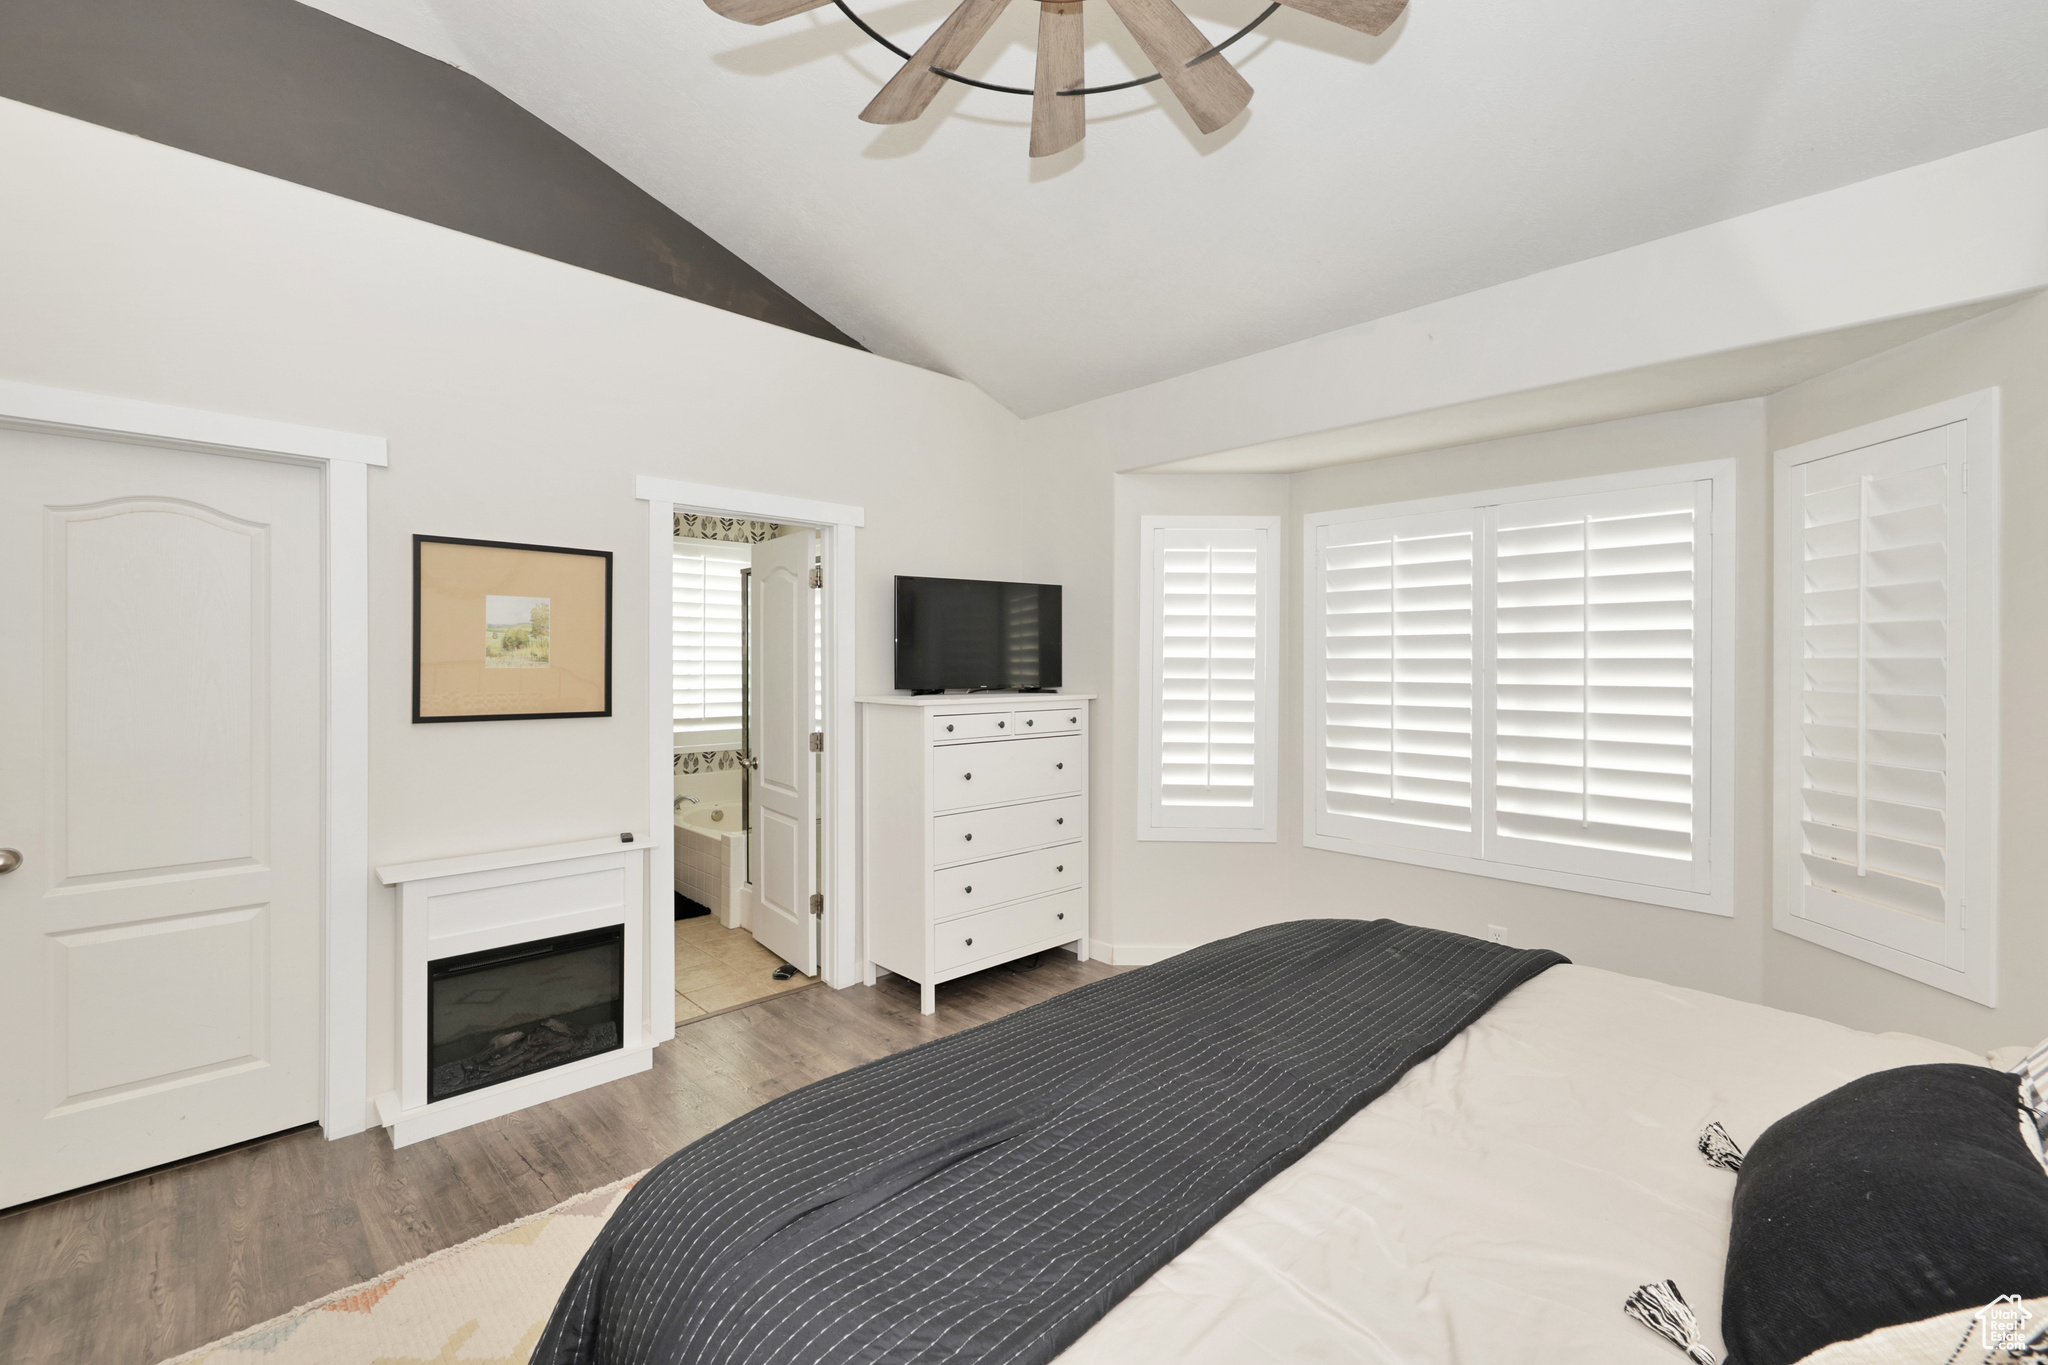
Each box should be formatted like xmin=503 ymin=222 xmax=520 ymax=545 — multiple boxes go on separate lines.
xmin=894 ymin=576 xmax=1062 ymax=693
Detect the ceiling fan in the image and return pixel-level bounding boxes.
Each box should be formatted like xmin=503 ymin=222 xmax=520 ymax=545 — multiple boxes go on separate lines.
xmin=705 ymin=0 xmax=1407 ymax=157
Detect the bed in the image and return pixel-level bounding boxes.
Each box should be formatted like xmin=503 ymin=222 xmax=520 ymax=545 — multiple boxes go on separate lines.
xmin=534 ymin=919 xmax=2007 ymax=1365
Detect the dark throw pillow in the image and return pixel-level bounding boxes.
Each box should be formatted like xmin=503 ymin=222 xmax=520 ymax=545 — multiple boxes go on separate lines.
xmin=1721 ymin=1063 xmax=2048 ymax=1365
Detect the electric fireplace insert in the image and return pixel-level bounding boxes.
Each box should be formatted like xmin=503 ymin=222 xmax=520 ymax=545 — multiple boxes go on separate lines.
xmin=427 ymin=924 xmax=624 ymax=1104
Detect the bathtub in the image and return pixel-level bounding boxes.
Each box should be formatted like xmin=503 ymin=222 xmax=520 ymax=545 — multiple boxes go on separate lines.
xmin=675 ymin=802 xmax=749 ymax=927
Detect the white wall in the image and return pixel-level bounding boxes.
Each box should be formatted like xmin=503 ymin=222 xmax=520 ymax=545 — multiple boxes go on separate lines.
xmin=1762 ymin=290 xmax=2048 ymax=1052
xmin=1029 ymin=128 xmax=2048 ymax=475
xmin=0 ymin=97 xmax=1103 ymax=1116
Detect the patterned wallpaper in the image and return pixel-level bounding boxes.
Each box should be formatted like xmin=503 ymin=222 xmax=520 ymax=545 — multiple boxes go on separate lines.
xmin=674 ymin=750 xmax=743 ymax=773
xmin=674 ymin=513 xmax=786 ymax=543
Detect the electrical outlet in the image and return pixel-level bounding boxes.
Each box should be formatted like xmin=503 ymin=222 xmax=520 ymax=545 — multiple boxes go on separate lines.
xmin=1486 ymin=924 xmax=1509 ymax=944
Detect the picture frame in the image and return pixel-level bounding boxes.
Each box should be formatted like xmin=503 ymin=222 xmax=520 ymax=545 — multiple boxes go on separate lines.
xmin=412 ymin=534 xmax=613 ymax=723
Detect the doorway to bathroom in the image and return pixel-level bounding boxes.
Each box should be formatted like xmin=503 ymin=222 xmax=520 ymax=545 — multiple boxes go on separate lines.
xmin=640 ymin=475 xmax=863 ymax=1035
xmin=670 ymin=517 xmax=820 ymax=1019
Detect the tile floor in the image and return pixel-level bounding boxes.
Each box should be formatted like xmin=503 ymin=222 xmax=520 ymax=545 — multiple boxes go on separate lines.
xmin=674 ymin=913 xmax=814 ymax=1021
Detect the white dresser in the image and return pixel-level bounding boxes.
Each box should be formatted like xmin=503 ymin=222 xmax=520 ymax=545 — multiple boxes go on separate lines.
xmin=859 ymin=694 xmax=1093 ymax=1013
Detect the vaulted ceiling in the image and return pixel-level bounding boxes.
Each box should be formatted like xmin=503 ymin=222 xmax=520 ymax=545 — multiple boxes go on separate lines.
xmin=305 ymin=0 xmax=2048 ymax=416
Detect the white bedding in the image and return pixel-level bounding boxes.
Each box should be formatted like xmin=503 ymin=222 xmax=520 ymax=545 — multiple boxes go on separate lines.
xmin=1061 ymin=964 xmax=1988 ymax=1364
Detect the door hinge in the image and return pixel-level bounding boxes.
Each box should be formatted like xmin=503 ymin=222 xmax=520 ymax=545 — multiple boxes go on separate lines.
xmin=809 ymin=565 xmax=823 ymax=589
xmin=809 ymin=730 xmax=825 ymax=752
xmin=809 ymin=892 xmax=824 ymax=915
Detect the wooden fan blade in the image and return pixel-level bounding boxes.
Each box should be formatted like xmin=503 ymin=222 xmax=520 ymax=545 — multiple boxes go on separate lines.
xmin=860 ymin=0 xmax=1013 ymax=125
xmin=1275 ymin=0 xmax=1405 ymax=36
xmin=1031 ymin=1 xmax=1085 ymax=157
xmin=1102 ymin=0 xmax=1251 ymax=135
xmin=705 ymin=0 xmax=834 ymax=27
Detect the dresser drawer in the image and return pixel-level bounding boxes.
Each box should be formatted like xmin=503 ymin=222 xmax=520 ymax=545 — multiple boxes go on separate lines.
xmin=1012 ymin=706 xmax=1085 ymax=737
xmin=932 ymin=734 xmax=1083 ymax=811
xmin=933 ymin=795 xmax=1081 ymax=866
xmin=935 ymin=889 xmax=1084 ymax=973
xmin=930 ymin=711 xmax=1011 ymax=743
xmin=934 ymin=843 xmax=1083 ymax=920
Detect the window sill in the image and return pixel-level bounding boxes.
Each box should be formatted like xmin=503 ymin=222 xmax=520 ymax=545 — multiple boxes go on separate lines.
xmin=1302 ymin=831 xmax=1732 ymax=917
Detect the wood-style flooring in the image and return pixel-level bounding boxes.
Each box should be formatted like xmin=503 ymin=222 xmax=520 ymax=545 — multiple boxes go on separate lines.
xmin=0 ymin=952 xmax=1119 ymax=1365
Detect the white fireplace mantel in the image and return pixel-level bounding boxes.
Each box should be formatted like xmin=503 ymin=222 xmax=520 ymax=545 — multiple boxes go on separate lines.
xmin=374 ymin=834 xmax=655 ymax=1148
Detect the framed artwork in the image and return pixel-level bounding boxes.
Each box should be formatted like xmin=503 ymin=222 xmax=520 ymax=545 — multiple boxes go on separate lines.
xmin=413 ymin=535 xmax=613 ymax=722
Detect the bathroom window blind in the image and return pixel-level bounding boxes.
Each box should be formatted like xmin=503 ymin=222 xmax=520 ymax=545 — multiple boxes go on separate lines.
xmin=1312 ymin=509 xmax=1481 ymax=856
xmin=1139 ymin=517 xmax=1280 ymax=840
xmin=1785 ymin=426 xmax=1962 ymax=968
xmin=1305 ymin=464 xmax=1732 ymax=914
xmin=673 ymin=538 xmax=752 ymax=748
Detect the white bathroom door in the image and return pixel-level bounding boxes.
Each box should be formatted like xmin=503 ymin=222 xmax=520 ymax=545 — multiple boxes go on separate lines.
xmin=748 ymin=530 xmax=818 ymax=978
xmin=0 ymin=427 xmax=325 ymax=1208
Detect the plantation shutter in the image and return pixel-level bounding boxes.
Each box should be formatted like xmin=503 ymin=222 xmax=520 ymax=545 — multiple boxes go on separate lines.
xmin=1788 ymin=426 xmax=1964 ymax=968
xmin=1487 ymin=483 xmax=1709 ymax=889
xmin=673 ymin=539 xmax=752 ymax=747
xmin=1313 ymin=509 xmax=1480 ymax=855
xmin=1150 ymin=527 xmax=1264 ymax=825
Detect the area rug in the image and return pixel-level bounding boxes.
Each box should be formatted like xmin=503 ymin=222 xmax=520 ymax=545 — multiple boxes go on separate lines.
xmin=161 ymin=1173 xmax=643 ymax=1365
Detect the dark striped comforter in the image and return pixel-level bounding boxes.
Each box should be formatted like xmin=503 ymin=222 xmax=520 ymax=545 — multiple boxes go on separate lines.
xmin=533 ymin=918 xmax=1566 ymax=1365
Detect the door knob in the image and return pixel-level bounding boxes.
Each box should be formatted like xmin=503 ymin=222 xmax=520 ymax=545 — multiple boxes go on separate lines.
xmin=0 ymin=848 xmax=18 ymax=874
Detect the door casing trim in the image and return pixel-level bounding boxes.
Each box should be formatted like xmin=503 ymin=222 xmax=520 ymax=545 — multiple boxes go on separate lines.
xmin=636 ymin=475 xmax=864 ymax=997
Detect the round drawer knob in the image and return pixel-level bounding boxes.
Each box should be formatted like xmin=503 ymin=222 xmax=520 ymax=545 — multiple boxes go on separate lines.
xmin=1057 ymin=912 xmax=1065 ymax=920
xmin=1056 ymin=865 xmax=1064 ymax=872
xmin=965 ymin=885 xmax=973 ymax=894
xmin=965 ymin=937 xmax=974 ymax=946
xmin=964 ymin=773 xmax=972 ymax=780
xmin=964 ymin=833 xmax=973 ymax=841
xmin=1055 ymin=762 xmax=1064 ymax=770
xmin=946 ymin=723 xmax=955 ymax=732
xmin=1056 ymin=818 xmax=1064 ymax=825
xmin=998 ymin=721 xmax=1006 ymax=728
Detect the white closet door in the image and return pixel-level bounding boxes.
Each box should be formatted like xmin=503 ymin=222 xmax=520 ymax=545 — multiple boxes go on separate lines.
xmin=1782 ymin=424 xmax=1964 ymax=969
xmin=1486 ymin=481 xmax=1709 ymax=890
xmin=1311 ymin=508 xmax=1481 ymax=855
xmin=0 ymin=428 xmax=324 ymax=1207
